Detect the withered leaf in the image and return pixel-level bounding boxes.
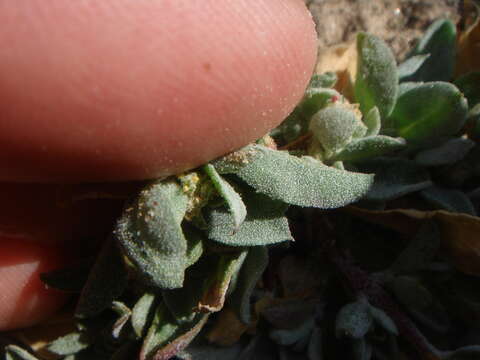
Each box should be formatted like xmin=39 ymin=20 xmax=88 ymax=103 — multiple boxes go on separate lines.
xmin=347 ymin=207 xmax=480 ymax=276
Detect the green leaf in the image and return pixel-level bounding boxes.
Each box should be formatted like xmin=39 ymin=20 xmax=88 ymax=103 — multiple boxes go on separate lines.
xmin=301 ymin=87 xmax=342 ymax=119
xmin=140 ymin=304 xmax=208 ymax=360
xmin=363 ymin=107 xmax=381 ymax=137
xmin=420 ymin=186 xmax=476 ymax=215
xmin=197 ymin=251 xmax=247 ymax=312
xmin=335 ymin=299 xmax=372 ymax=339
xmin=388 ymin=82 xmax=468 ymax=143
xmin=398 ymin=54 xmax=431 ymax=82
xmin=228 ymin=246 xmax=269 ymax=324
xmin=414 ymin=138 xmax=475 ymax=166
xmin=47 ymin=332 xmax=91 ymax=356
xmin=355 ymin=32 xmax=398 ymax=123
xmin=207 ymin=190 xmax=292 ymax=247
xmin=5 ymin=346 xmax=40 ymax=360
xmin=215 ymin=145 xmax=374 ymax=209
xmin=454 ymin=72 xmax=480 ymax=106
xmin=358 ymin=158 xmax=432 ymax=201
xmin=310 ymin=104 xmax=362 ymax=153
xmin=132 ymin=293 xmax=157 ymax=338
xmin=390 ymin=221 xmax=441 ymax=273
xmin=75 ymin=238 xmax=128 ymax=318
xmin=115 ymin=179 xmax=189 ymax=289
xmin=369 ymin=305 xmax=398 ymax=335
xmin=331 ymin=136 xmax=406 ymax=163
xmin=309 ymin=72 xmax=337 ymax=88
xmin=403 ymin=19 xmax=456 ymax=82
xmin=203 ymin=164 xmax=246 ymax=232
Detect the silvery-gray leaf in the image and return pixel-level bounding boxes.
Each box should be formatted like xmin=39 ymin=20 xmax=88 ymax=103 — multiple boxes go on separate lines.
xmin=47 ymin=332 xmax=91 ymax=356
xmin=216 ymin=145 xmax=373 ymax=209
xmin=355 ymin=32 xmax=398 ymax=122
xmin=132 ymin=293 xmax=157 ymax=338
xmin=368 ymin=305 xmax=398 ymax=335
xmin=331 ymin=136 xmax=406 ymax=163
xmin=358 ymin=158 xmax=432 ymax=201
xmin=335 ymin=299 xmax=372 ymax=339
xmin=228 ymin=246 xmax=269 ymax=324
xmin=390 ymin=221 xmax=440 ymax=273
xmin=310 ymin=104 xmax=360 ymax=153
xmin=184 ymin=225 xmax=205 ymax=268
xmin=363 ymin=107 xmax=381 ymax=137
xmin=269 ymin=318 xmax=314 ymax=346
xmin=115 ymin=179 xmax=189 ymax=289
xmin=307 ymin=327 xmax=323 ymax=360
xmin=207 ymin=190 xmax=292 ymax=247
xmin=203 ymin=164 xmax=246 ymax=232
xmin=75 ymin=238 xmax=128 ymax=318
xmin=5 ymin=346 xmax=40 ymax=360
xmin=398 ymin=54 xmax=431 ymax=82
xmin=420 ymin=186 xmax=476 ymax=216
xmin=414 ymin=138 xmax=475 ymax=167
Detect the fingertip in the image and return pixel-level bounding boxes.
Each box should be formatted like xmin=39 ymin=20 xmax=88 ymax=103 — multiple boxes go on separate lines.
xmin=0 ymin=0 xmax=317 ymax=182
xmin=0 ymin=238 xmax=69 ymax=331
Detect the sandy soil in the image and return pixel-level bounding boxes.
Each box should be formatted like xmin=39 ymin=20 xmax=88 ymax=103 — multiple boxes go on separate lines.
xmin=306 ymin=0 xmax=460 ymax=60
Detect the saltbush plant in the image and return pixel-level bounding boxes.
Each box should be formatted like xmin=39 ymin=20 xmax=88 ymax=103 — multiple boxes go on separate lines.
xmin=5 ymin=18 xmax=480 ymax=360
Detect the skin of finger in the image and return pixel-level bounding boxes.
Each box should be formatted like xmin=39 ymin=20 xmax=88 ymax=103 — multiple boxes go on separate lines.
xmin=0 ymin=237 xmax=70 ymax=331
xmin=0 ymin=0 xmax=317 ymax=182
xmin=0 ymin=183 xmax=129 ymax=331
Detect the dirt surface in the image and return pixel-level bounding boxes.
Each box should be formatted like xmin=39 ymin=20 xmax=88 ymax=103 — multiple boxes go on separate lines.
xmin=306 ymin=0 xmax=460 ymax=60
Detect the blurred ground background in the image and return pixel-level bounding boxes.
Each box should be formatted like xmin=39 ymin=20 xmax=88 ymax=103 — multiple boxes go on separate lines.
xmin=306 ymin=0 xmax=460 ymax=59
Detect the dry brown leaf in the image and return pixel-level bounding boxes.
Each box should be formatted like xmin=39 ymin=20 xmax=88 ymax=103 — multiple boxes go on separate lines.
xmin=346 ymin=206 xmax=480 ymax=276
xmin=205 ymin=309 xmax=248 ymax=346
xmin=456 ymin=0 xmax=480 ymax=76
xmin=315 ymin=41 xmax=357 ymax=100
